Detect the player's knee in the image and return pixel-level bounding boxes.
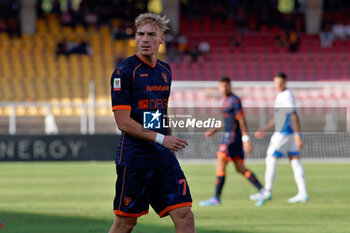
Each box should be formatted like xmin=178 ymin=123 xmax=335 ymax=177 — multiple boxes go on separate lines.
xmin=123 ymin=223 xmax=136 ymax=233
xmin=120 ymin=222 xmax=136 ymax=233
xmin=182 ymin=209 xmax=195 ymax=225
xmin=115 ymin=217 xmax=137 ymax=233
xmin=177 ymin=208 xmax=194 ymax=223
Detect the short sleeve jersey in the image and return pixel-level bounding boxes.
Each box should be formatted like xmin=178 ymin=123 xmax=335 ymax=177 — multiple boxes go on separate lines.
xmin=274 ymin=88 xmax=297 ymax=134
xmin=111 ymin=54 xmax=176 ymax=167
xmin=221 ymin=94 xmax=244 ymax=145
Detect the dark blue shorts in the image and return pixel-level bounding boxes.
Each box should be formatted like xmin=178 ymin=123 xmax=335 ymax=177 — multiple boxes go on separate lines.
xmin=113 ymin=161 xmax=192 ymax=218
xmin=217 ymin=142 xmax=244 ymax=163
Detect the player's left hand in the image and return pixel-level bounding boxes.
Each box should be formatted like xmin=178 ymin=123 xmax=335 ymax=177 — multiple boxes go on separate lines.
xmin=163 ymin=136 xmax=188 ymax=152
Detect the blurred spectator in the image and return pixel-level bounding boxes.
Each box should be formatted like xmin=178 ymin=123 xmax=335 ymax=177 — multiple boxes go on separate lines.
xmin=176 ymin=34 xmax=189 ymax=55
xmin=84 ymin=11 xmax=98 ymax=28
xmin=61 ymin=10 xmax=73 ymax=26
xmin=68 ymin=40 xmax=92 ymax=55
xmin=275 ymin=29 xmax=289 ymax=49
xmin=320 ymin=22 xmax=334 ymax=48
xmin=113 ymin=22 xmax=134 ymax=40
xmin=183 ymin=42 xmax=200 ymax=64
xmin=332 ymin=20 xmax=346 ymax=41
xmin=198 ymin=40 xmax=211 ymax=55
xmin=235 ymin=7 xmax=248 ymax=33
xmin=231 ymin=31 xmax=243 ymax=50
xmin=288 ymin=30 xmax=300 ymax=52
xmin=56 ymin=39 xmax=92 ymax=56
xmin=51 ymin=0 xmax=62 ymax=15
xmin=56 ymin=39 xmax=68 ymax=56
xmin=345 ymin=19 xmax=350 ymax=39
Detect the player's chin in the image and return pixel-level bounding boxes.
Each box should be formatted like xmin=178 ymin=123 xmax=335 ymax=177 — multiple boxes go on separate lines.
xmin=140 ymin=50 xmax=153 ymax=56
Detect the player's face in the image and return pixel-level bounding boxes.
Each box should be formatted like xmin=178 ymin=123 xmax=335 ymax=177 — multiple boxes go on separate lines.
xmin=218 ymin=81 xmax=231 ymax=96
xmin=274 ymin=77 xmax=286 ymax=92
xmin=135 ymin=22 xmax=165 ymax=57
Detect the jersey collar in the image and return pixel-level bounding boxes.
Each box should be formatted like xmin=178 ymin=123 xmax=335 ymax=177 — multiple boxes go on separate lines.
xmin=136 ymin=54 xmax=157 ymax=68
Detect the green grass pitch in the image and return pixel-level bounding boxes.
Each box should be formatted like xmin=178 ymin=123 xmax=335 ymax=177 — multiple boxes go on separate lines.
xmin=0 ymin=161 xmax=349 ymax=233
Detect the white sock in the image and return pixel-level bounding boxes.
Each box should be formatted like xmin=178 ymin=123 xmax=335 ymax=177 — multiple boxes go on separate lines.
xmin=291 ymin=159 xmax=307 ymax=196
xmin=264 ymin=155 xmax=277 ymax=195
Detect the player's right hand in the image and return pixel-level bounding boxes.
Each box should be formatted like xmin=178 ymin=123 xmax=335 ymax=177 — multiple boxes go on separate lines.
xmin=254 ymin=131 xmax=265 ymax=139
xmin=163 ymin=136 xmax=188 ymax=152
xmin=243 ymin=141 xmax=253 ymax=154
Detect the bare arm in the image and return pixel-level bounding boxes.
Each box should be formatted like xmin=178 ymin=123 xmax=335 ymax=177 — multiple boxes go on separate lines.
xmin=254 ymin=117 xmax=275 ymax=139
xmin=167 ymin=117 xmax=172 ymax=135
xmin=204 ymin=123 xmax=224 ymax=139
xmin=291 ymin=112 xmax=303 ymax=151
xmin=291 ymin=112 xmax=301 ymax=134
xmin=114 ymin=110 xmax=187 ymax=152
xmin=237 ymin=116 xmax=253 ymax=153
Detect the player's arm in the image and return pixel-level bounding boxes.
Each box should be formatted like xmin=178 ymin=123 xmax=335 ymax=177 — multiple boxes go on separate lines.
xmin=291 ymin=112 xmax=303 ymax=151
xmin=237 ymin=115 xmax=253 ymax=153
xmin=167 ymin=117 xmax=172 ymax=135
xmin=254 ymin=117 xmax=275 ymax=139
xmin=204 ymin=124 xmax=223 ymax=139
xmin=114 ymin=110 xmax=187 ymax=152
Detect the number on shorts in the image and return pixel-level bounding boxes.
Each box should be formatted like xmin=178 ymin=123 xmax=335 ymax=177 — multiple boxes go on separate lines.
xmin=178 ymin=179 xmax=187 ymax=196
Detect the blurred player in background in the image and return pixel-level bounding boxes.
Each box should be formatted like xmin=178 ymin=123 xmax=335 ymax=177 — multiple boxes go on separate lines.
xmin=200 ymin=77 xmax=263 ymax=206
xmin=109 ymin=13 xmax=195 ymax=233
xmin=251 ymin=72 xmax=308 ymax=206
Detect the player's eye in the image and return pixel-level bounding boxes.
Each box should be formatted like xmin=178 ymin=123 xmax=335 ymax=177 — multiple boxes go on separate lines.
xmin=137 ymin=32 xmax=145 ymax=36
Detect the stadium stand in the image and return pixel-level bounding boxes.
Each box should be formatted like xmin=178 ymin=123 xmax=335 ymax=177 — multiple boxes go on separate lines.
xmin=169 ymin=0 xmax=350 ymax=81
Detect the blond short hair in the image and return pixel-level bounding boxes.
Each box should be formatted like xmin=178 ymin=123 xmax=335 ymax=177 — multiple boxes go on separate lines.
xmin=135 ymin=12 xmax=169 ymax=33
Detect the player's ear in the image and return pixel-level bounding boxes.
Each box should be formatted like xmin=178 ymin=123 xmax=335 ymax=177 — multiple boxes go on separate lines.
xmin=160 ymin=33 xmax=166 ymax=44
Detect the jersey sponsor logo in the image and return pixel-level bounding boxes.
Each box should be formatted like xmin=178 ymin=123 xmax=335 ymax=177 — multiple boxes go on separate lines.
xmin=124 ymin=196 xmax=132 ymax=206
xmin=138 ymin=99 xmax=168 ymax=110
xmin=161 ymin=73 xmax=168 ymax=83
xmin=113 ymin=78 xmax=121 ymax=91
xmin=146 ymin=85 xmax=169 ymax=92
xmin=140 ymin=73 xmax=148 ymax=77
xmin=143 ymin=109 xmax=162 ymax=129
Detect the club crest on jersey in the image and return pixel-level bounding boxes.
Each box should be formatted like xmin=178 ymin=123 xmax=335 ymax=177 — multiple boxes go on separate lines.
xmin=117 ymin=67 xmax=121 ymax=75
xmin=124 ymin=196 xmax=132 ymax=206
xmin=113 ymin=78 xmax=121 ymax=91
xmin=161 ymin=73 xmax=168 ymax=83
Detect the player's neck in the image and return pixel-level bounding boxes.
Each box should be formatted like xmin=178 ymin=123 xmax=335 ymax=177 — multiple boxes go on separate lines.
xmin=136 ymin=53 xmax=158 ymax=67
xmin=225 ymin=92 xmax=232 ymax=97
